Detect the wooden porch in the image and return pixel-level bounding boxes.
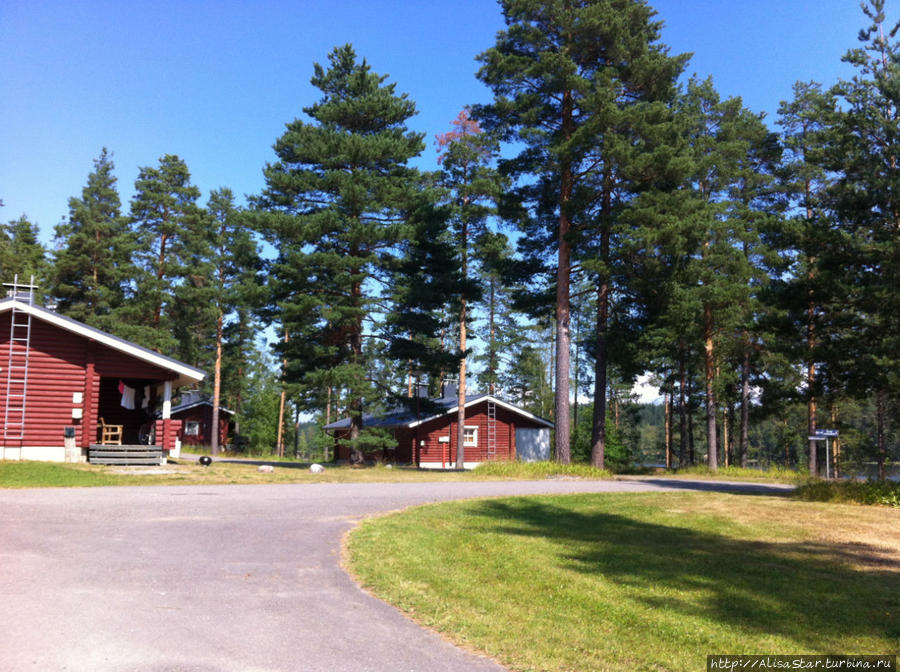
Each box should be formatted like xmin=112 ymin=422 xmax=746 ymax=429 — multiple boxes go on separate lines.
xmin=88 ymin=444 xmax=165 ymax=465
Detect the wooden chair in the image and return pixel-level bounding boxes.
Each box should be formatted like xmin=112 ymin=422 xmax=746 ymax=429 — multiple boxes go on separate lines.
xmin=98 ymin=417 xmax=123 ymax=445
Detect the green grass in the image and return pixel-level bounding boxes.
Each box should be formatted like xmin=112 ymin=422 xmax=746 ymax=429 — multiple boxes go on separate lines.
xmin=795 ymin=479 xmax=900 ymax=507
xmin=347 ymin=492 xmax=900 ymax=672
xmin=0 ymin=461 xmax=126 ymax=487
xmin=472 ymin=460 xmax=612 ymax=479
xmin=0 ymin=458 xmax=616 ymax=489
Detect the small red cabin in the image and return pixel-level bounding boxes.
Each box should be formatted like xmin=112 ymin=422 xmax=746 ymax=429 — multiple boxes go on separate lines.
xmin=324 ymin=392 xmax=553 ymax=468
xmin=0 ymin=297 xmax=205 ymax=462
xmin=170 ymin=391 xmax=234 ymax=448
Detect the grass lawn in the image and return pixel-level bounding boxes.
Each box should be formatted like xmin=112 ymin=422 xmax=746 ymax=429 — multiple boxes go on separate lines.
xmin=346 ymin=492 xmax=900 ymax=672
xmin=0 ymin=458 xmax=612 ymax=488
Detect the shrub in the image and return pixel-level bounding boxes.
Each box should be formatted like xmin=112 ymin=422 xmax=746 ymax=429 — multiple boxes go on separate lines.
xmin=794 ymin=479 xmax=900 ymax=507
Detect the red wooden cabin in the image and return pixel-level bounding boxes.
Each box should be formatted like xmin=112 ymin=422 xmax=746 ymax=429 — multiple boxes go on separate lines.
xmin=0 ymin=297 xmax=205 ymax=462
xmin=324 ymin=392 xmax=553 ymax=468
xmin=170 ymin=391 xmax=234 ymax=448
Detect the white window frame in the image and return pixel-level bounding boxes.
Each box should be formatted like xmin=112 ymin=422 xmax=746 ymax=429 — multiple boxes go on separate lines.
xmin=184 ymin=420 xmax=200 ymax=436
xmin=463 ymin=425 xmax=478 ymax=447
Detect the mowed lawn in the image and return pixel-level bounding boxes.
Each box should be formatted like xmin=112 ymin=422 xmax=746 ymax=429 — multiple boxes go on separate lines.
xmin=347 ymin=492 xmax=900 ymax=672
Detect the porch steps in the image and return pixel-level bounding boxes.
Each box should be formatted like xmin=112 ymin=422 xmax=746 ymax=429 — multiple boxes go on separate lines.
xmin=88 ymin=444 xmax=164 ymax=465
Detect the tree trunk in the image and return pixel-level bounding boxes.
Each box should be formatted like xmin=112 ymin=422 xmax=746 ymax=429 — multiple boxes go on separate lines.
xmin=722 ymin=404 xmax=730 ymax=468
xmin=590 ymin=174 xmax=612 ymax=469
xmin=211 ymin=310 xmax=223 ymax=456
xmin=807 ymin=300 xmax=818 ymax=476
xmin=348 ymin=278 xmax=364 ymax=464
xmin=153 ymin=232 xmax=168 ymax=330
xmin=555 ymin=89 xmax=574 ymax=464
xmin=740 ymin=347 xmax=750 ymax=468
xmin=664 ymin=388 xmax=671 ymax=470
xmin=678 ymin=352 xmax=687 ymax=467
xmin=831 ymin=405 xmax=841 ymax=479
xmin=276 ymin=330 xmax=288 ymax=458
xmin=703 ymin=305 xmax=718 ymax=470
xmin=456 ymin=298 xmax=467 ymax=468
xmin=488 ymin=278 xmax=496 ymax=395
xmin=591 ymin=282 xmax=608 ymax=469
xmin=687 ymin=369 xmax=695 ymax=465
xmin=876 ymin=390 xmax=886 ymax=481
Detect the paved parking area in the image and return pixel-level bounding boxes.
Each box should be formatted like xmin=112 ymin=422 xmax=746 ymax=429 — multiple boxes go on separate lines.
xmin=0 ymin=478 xmax=791 ymax=671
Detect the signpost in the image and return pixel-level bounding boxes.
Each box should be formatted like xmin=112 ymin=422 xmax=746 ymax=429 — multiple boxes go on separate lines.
xmin=808 ymin=430 xmax=839 ymax=478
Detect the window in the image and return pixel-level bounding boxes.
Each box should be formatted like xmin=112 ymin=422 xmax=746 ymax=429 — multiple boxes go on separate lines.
xmin=185 ymin=421 xmax=200 ymax=436
xmin=463 ymin=426 xmax=478 ymax=447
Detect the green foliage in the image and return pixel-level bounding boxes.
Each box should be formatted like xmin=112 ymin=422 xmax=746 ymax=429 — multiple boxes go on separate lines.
xmin=123 ymin=153 xmax=203 ymax=354
xmin=52 ymin=148 xmax=135 ymax=330
xmin=234 ymin=349 xmax=282 ymax=453
xmin=255 ymin=44 xmax=428 ymax=462
xmin=572 ymin=406 xmax=631 ymax=472
xmin=0 ymin=215 xmax=48 ymax=293
xmin=794 ymin=479 xmax=900 ymax=507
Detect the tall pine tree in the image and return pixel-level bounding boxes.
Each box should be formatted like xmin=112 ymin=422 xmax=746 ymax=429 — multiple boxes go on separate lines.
xmin=52 ymin=148 xmax=135 ymax=330
xmin=475 ymin=0 xmax=687 ymax=465
xmin=255 ymin=44 xmax=427 ymax=463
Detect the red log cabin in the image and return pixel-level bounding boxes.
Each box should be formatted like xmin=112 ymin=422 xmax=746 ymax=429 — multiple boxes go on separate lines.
xmin=324 ymin=389 xmax=553 ymax=468
xmin=169 ymin=391 xmax=234 ymax=448
xmin=0 ymin=295 xmax=205 ymax=462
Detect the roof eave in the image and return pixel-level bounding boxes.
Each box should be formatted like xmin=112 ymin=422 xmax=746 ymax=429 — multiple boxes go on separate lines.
xmin=0 ymin=299 xmax=205 ymax=384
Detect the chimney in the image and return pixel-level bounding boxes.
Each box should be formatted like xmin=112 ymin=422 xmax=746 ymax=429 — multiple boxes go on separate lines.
xmin=442 ymin=382 xmax=457 ymax=400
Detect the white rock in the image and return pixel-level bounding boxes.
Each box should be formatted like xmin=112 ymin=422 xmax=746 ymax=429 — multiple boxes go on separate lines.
xmin=309 ymin=463 xmax=325 ymax=473
xmin=257 ymin=465 xmax=275 ymax=473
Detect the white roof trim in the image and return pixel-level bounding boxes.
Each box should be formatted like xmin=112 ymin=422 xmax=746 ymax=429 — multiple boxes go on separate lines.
xmin=0 ymin=299 xmax=205 ymax=387
xmin=407 ymin=395 xmax=554 ymax=429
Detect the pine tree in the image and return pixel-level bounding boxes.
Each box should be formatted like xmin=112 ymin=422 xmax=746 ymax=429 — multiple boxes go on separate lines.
xmin=668 ymin=77 xmax=779 ymax=470
xmin=52 ymin=148 xmax=135 ymax=330
xmin=824 ymin=0 xmax=900 ymax=479
xmin=770 ymin=81 xmax=838 ymax=475
xmin=472 ymin=230 xmax=524 ymax=396
xmin=1 ymin=215 xmax=48 ymax=293
xmin=125 ymin=154 xmax=203 ymax=353
xmin=475 ymin=0 xmax=687 ymax=465
xmin=205 ymin=189 xmax=263 ymax=452
xmin=255 ymin=45 xmax=426 ymax=463
xmin=435 ymin=108 xmax=502 ymax=467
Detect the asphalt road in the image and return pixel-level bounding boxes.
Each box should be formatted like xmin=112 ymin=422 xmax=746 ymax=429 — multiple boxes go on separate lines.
xmin=0 ymin=478 xmax=792 ymax=672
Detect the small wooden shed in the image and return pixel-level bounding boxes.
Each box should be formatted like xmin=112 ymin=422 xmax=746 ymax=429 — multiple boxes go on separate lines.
xmin=324 ymin=392 xmax=553 ymax=468
xmin=0 ymin=296 xmax=205 ymax=462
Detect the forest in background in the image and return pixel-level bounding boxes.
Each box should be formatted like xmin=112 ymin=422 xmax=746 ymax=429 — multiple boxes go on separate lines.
xmin=1 ymin=0 xmax=897 ymax=477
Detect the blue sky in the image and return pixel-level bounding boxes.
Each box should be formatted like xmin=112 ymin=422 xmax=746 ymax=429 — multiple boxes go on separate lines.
xmin=0 ymin=0 xmax=879 ymax=250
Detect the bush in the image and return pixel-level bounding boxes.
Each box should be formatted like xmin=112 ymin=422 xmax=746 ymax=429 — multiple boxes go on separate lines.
xmin=571 ymin=414 xmax=632 ymax=471
xmin=794 ymin=479 xmax=900 ymax=507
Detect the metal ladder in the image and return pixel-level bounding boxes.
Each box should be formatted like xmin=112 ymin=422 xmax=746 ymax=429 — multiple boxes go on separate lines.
xmin=3 ymin=276 xmax=36 ymax=441
xmin=486 ymin=399 xmax=497 ymax=460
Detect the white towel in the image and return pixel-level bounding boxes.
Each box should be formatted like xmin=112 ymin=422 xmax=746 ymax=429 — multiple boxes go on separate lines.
xmin=121 ymin=384 xmax=136 ymax=410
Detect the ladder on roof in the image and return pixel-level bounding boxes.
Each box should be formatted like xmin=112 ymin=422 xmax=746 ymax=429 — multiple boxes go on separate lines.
xmin=3 ymin=275 xmax=36 ymax=441
xmin=486 ymin=399 xmax=497 ymax=460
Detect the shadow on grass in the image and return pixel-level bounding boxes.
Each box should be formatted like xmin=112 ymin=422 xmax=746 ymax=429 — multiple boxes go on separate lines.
xmin=470 ymin=498 xmax=900 ymax=650
xmin=632 ymin=478 xmax=796 ymax=496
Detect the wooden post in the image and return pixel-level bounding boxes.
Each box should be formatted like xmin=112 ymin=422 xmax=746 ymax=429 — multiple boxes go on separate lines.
xmin=162 ymin=380 xmax=172 ymax=452
xmin=82 ymin=342 xmax=96 ymax=450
